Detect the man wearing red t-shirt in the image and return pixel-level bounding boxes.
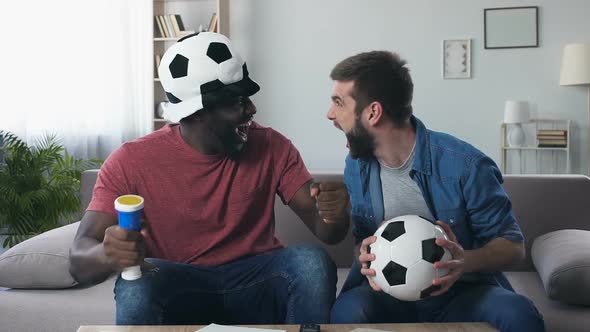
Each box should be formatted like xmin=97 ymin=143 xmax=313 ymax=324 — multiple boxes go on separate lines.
xmin=69 ymin=32 xmax=349 ymax=325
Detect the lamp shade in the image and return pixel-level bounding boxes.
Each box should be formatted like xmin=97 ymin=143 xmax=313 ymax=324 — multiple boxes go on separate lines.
xmin=504 ymin=100 xmax=530 ymax=124
xmin=560 ymin=43 xmax=590 ymax=86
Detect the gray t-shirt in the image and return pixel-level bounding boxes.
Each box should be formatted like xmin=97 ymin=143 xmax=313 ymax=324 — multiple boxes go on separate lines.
xmin=380 ymin=144 xmax=434 ymax=223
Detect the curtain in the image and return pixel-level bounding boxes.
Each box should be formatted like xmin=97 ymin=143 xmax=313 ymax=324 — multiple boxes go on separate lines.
xmin=0 ymin=0 xmax=153 ymax=159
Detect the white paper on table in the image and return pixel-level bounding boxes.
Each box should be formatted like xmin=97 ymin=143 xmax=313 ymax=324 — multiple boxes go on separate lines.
xmin=350 ymin=328 xmax=396 ymax=332
xmin=196 ymin=323 xmax=286 ymax=332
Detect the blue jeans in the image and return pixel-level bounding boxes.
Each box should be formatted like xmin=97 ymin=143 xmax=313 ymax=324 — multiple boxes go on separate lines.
xmin=115 ymin=245 xmax=336 ymax=325
xmin=331 ymin=280 xmax=545 ymax=332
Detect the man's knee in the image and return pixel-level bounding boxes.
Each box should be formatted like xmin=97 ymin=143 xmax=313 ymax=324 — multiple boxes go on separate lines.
xmin=485 ymin=292 xmax=545 ymax=332
xmin=115 ymin=261 xmax=164 ymax=303
xmin=115 ymin=261 xmax=167 ymax=324
xmin=472 ymin=290 xmax=545 ymax=332
xmin=286 ymin=245 xmax=337 ymax=291
xmin=115 ymin=276 xmax=160 ymax=324
xmin=331 ymin=291 xmax=371 ymax=323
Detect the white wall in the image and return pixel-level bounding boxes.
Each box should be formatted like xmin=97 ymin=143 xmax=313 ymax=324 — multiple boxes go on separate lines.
xmin=228 ymin=0 xmax=590 ymax=174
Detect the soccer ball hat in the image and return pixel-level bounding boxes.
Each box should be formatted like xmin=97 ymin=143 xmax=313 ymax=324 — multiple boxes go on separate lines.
xmin=158 ymin=32 xmax=260 ymax=122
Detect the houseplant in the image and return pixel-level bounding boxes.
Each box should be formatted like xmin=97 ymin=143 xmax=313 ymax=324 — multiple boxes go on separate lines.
xmin=0 ymin=131 xmax=102 ymax=248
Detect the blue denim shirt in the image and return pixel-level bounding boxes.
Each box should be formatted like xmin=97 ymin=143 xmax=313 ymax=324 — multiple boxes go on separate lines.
xmin=342 ymin=116 xmax=524 ymax=291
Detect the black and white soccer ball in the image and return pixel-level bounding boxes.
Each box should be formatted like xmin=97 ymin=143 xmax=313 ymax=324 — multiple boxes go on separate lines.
xmin=369 ymin=215 xmax=452 ymax=301
xmin=158 ymin=32 xmax=259 ymax=122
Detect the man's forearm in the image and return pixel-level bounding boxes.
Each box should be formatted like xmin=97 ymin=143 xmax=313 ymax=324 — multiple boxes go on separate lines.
xmin=69 ymin=237 xmax=116 ymax=285
xmin=314 ymin=213 xmax=350 ymax=245
xmin=463 ymin=237 xmax=525 ymax=273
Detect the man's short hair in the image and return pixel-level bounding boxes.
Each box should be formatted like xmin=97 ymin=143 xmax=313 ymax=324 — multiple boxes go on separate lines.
xmin=330 ymin=51 xmax=414 ymax=126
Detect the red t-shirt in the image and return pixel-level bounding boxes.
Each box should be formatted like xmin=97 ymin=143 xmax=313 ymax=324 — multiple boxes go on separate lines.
xmin=87 ymin=122 xmax=311 ymax=266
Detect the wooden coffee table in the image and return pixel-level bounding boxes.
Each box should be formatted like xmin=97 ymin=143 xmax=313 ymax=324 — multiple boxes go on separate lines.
xmin=78 ymin=323 xmax=497 ymax=332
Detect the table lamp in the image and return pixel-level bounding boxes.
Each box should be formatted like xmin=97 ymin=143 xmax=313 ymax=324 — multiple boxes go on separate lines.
xmin=504 ymin=100 xmax=530 ymax=147
xmin=560 ymin=43 xmax=590 ymax=174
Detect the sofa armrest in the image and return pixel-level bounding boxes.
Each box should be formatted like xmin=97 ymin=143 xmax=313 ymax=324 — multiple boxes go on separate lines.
xmin=80 ymin=169 xmax=100 ymax=212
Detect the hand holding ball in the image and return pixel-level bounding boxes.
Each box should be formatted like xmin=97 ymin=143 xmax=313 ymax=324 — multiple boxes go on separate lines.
xmin=368 ymin=215 xmax=452 ymax=301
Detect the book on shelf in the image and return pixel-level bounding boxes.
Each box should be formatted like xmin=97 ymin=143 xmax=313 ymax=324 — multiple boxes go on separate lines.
xmin=538 ymin=139 xmax=567 ymax=145
xmin=164 ymin=15 xmax=176 ymax=37
xmin=208 ymin=13 xmax=218 ymax=32
xmin=173 ymin=15 xmax=195 ymax=35
xmin=169 ymin=14 xmax=183 ymax=37
xmin=537 ymin=135 xmax=567 ymax=140
xmin=538 ymin=137 xmax=566 ymax=143
xmin=154 ymin=14 xmax=195 ymax=39
xmin=157 ymin=15 xmax=171 ymax=37
xmin=175 ymin=14 xmax=186 ymax=31
xmin=154 ymin=54 xmax=161 ymax=77
xmin=538 ymin=144 xmax=567 ymax=148
xmin=154 ymin=16 xmax=164 ymax=38
xmin=537 ymin=129 xmax=567 ymax=136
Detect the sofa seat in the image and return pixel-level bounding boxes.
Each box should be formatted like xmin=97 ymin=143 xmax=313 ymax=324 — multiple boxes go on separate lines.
xmin=0 ymin=269 xmax=349 ymax=332
xmin=4 ymin=269 xmax=589 ymax=332
xmin=1 ymin=275 xmax=117 ymax=332
xmin=505 ymin=272 xmax=590 ymax=332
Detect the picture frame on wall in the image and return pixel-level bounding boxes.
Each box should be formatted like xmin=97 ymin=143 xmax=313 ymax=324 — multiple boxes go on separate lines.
xmin=442 ymin=39 xmax=471 ymax=79
xmin=484 ymin=6 xmax=539 ymax=49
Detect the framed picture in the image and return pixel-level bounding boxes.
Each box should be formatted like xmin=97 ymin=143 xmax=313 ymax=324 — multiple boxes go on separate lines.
xmin=442 ymin=39 xmax=471 ymax=79
xmin=484 ymin=6 xmax=538 ymax=49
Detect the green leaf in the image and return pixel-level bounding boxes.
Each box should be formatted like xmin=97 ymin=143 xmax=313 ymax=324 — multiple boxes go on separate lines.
xmin=0 ymin=131 xmax=103 ymax=247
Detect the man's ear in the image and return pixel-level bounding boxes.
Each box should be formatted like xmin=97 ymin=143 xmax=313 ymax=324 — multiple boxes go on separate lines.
xmin=366 ymin=101 xmax=384 ymax=127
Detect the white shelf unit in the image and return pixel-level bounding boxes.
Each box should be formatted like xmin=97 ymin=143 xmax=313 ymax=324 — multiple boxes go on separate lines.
xmin=154 ymin=37 xmax=182 ymax=42
xmin=501 ymin=119 xmax=571 ymax=174
xmin=152 ymin=0 xmax=229 ymax=131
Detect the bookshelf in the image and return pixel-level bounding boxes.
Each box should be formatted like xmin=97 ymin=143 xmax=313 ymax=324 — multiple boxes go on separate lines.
xmin=152 ymin=0 xmax=229 ymax=131
xmin=500 ymin=119 xmax=571 ymax=174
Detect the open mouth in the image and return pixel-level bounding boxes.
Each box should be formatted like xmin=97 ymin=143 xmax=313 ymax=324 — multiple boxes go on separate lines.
xmin=234 ymin=121 xmax=252 ymax=142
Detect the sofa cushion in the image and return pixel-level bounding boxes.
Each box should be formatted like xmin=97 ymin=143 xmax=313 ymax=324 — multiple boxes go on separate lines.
xmin=532 ymin=229 xmax=590 ymax=306
xmin=0 ymin=222 xmax=79 ymax=289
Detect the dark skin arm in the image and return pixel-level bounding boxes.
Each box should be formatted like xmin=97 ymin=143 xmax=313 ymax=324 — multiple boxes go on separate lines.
xmin=288 ymin=180 xmax=350 ymax=245
xmin=70 ymin=180 xmax=350 ymax=283
xmin=69 ymin=211 xmax=147 ymax=285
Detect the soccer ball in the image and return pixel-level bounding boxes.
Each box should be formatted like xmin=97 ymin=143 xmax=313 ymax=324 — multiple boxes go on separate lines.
xmin=368 ymin=215 xmax=452 ymax=301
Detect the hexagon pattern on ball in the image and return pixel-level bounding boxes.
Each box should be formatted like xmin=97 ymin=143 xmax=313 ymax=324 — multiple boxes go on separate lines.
xmin=169 ymin=54 xmax=189 ymax=79
xmin=381 ymin=221 xmax=405 ymax=242
xmin=382 ymin=261 xmax=406 ymax=286
xmin=207 ymin=42 xmax=233 ymax=64
xmin=422 ymin=238 xmax=445 ymax=263
xmin=369 ymin=215 xmax=452 ymax=301
xmin=369 ymin=238 xmax=391 ymax=289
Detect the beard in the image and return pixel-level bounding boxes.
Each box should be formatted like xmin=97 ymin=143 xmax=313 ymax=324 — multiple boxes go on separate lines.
xmin=219 ymin=128 xmax=245 ymax=159
xmin=346 ymin=120 xmax=375 ymax=159
xmin=221 ymin=120 xmax=251 ymax=159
